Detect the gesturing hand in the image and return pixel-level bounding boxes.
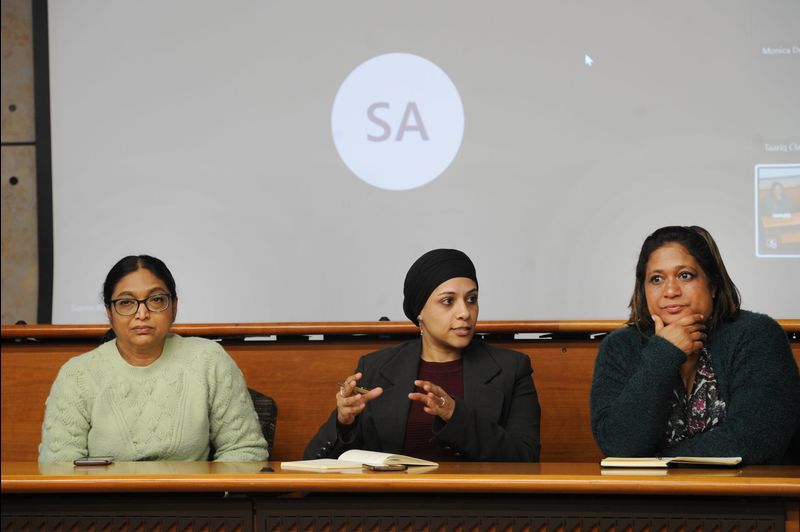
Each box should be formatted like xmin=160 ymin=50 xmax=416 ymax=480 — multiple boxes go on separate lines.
xmin=408 ymin=380 xmax=455 ymax=421
xmin=336 ymin=372 xmax=383 ymax=425
xmin=653 ymin=313 xmax=706 ymax=355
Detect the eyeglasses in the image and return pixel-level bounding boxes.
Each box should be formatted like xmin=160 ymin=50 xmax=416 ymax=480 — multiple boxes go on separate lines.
xmin=110 ymin=294 xmax=173 ymax=316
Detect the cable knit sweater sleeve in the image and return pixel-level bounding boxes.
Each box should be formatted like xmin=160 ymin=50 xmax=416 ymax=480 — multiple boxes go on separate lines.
xmin=38 ymin=358 xmax=94 ymax=462
xmin=205 ymin=341 xmax=269 ymax=461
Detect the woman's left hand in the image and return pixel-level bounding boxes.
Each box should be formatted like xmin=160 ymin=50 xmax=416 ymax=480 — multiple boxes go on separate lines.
xmin=408 ymin=380 xmax=455 ymax=421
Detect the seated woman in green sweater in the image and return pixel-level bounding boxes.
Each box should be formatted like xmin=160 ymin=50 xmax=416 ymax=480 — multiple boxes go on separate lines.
xmin=38 ymin=255 xmax=268 ymax=462
xmin=590 ymin=226 xmax=800 ymax=464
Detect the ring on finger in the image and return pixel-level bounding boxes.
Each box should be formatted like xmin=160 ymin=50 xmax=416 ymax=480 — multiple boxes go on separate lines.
xmin=438 ymin=395 xmax=446 ymax=407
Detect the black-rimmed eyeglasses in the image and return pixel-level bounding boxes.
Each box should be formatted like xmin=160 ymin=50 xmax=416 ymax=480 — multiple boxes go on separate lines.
xmin=110 ymin=294 xmax=173 ymax=316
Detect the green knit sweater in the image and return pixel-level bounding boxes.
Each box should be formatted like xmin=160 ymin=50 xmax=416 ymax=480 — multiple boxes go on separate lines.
xmin=38 ymin=334 xmax=268 ymax=462
xmin=591 ymin=310 xmax=800 ymax=464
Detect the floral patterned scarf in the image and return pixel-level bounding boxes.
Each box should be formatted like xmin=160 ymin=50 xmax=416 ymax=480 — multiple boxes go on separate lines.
xmin=663 ymin=347 xmax=727 ymax=447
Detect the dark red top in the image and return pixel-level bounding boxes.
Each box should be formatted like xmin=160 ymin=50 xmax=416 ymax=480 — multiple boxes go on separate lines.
xmin=401 ymin=358 xmax=464 ymax=462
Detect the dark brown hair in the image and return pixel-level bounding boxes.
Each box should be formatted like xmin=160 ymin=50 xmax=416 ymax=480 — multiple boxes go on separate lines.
xmin=628 ymin=226 xmax=740 ymax=331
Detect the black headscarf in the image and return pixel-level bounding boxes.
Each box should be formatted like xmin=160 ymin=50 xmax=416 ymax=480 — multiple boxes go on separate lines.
xmin=402 ymin=249 xmax=478 ymax=325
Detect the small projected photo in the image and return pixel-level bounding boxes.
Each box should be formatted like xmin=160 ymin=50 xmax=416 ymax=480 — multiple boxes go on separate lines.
xmin=755 ymin=164 xmax=800 ymax=258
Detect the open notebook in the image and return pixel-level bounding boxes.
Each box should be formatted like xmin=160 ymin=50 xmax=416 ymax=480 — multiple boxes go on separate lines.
xmin=281 ymin=450 xmax=438 ymax=471
xmin=600 ymin=456 xmax=742 ymax=468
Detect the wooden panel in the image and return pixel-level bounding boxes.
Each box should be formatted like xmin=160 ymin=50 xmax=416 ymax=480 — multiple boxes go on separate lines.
xmin=0 ymin=338 xmax=603 ymax=462
xmin=1 ymin=493 xmax=253 ymax=532
xmin=229 ymin=340 xmax=375 ymax=462
xmin=0 ymin=339 xmax=602 ymax=463
xmin=0 ymin=320 xmax=630 ymax=339
xmin=3 ymin=332 xmax=798 ymax=463
xmin=253 ymin=496 xmax=789 ymax=532
xmin=788 ymin=503 xmax=799 ymax=532
xmin=225 ymin=339 xmax=602 ymax=462
xmin=3 ymin=319 xmax=799 ymax=339
xmin=519 ymin=341 xmax=600 ymax=462
xmin=0 ymin=343 xmax=80 ymax=460
xmin=1 ymin=492 xmax=791 ymax=532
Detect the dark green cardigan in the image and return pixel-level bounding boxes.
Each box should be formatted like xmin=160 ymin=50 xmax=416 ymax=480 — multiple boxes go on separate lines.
xmin=590 ymin=310 xmax=800 ymax=464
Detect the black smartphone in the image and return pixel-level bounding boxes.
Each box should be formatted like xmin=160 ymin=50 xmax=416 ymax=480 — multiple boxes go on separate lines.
xmin=363 ymin=464 xmax=407 ymax=471
xmin=73 ymin=456 xmax=114 ymax=466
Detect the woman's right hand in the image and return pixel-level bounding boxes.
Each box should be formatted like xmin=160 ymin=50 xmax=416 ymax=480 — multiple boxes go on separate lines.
xmin=336 ymin=372 xmax=383 ymax=425
xmin=653 ymin=313 xmax=706 ymax=355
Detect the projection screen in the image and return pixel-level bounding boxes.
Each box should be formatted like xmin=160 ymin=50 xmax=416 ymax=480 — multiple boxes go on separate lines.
xmin=45 ymin=1 xmax=799 ymax=323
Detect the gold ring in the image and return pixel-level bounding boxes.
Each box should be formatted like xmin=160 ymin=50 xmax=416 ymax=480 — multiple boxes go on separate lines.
xmin=439 ymin=396 xmax=446 ymax=407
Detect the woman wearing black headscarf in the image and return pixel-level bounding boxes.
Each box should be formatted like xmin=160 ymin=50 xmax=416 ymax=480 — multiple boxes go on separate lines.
xmin=304 ymin=249 xmax=541 ymax=462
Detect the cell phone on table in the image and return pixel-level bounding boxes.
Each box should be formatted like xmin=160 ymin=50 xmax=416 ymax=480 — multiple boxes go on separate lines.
xmin=73 ymin=456 xmax=114 ymax=466
xmin=363 ymin=464 xmax=407 ymax=471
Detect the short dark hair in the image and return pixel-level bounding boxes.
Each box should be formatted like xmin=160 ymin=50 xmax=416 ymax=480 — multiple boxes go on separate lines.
xmin=628 ymin=226 xmax=740 ymax=331
xmin=101 ymin=255 xmax=177 ymax=342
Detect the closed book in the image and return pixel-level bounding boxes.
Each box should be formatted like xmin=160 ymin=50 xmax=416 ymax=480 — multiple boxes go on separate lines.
xmin=600 ymin=456 xmax=742 ymax=468
xmin=280 ymin=458 xmax=362 ymax=471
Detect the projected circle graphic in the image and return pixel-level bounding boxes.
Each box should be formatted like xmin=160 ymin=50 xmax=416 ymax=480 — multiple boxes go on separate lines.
xmin=331 ymin=53 xmax=465 ymax=191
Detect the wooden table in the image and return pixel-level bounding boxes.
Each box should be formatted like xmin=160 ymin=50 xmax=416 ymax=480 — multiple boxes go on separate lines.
xmin=3 ymin=462 xmax=799 ymax=531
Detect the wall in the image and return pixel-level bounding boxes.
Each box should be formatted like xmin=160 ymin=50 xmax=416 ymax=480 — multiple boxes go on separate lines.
xmin=1 ymin=0 xmax=38 ymax=324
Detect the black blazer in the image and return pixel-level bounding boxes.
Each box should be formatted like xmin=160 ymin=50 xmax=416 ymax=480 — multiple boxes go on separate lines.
xmin=304 ymin=338 xmax=541 ymax=461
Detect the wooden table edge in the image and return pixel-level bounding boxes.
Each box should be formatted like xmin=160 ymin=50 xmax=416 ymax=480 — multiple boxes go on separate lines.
xmin=3 ymin=475 xmax=799 ymax=496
